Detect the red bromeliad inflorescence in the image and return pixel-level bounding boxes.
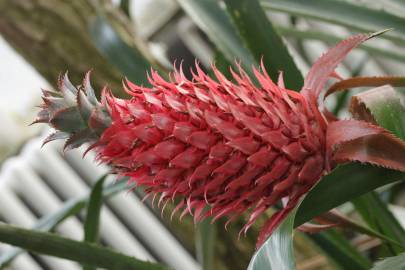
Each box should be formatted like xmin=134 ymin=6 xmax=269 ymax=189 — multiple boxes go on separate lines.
xmin=34 ymin=32 xmax=405 ymax=248
xmin=100 ymin=62 xmax=326 ymax=247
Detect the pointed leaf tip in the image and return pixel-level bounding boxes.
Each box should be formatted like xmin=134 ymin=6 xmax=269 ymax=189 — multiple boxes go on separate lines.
xmin=302 ymin=32 xmax=372 ymax=103
xmin=82 ymin=70 xmax=98 ymax=105
xmin=63 ymin=129 xmax=97 ymax=152
xmin=58 ymin=72 xmax=78 ymax=106
xmin=367 ymin=29 xmax=393 ymax=40
xmin=42 ymin=132 xmax=70 ymax=148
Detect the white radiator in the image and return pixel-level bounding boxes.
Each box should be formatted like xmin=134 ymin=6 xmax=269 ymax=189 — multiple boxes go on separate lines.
xmin=0 ymin=136 xmax=201 ymax=270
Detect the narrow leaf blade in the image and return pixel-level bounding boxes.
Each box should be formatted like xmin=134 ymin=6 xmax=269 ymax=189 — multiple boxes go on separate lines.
xmin=89 ymin=15 xmax=151 ymax=85
xmin=83 ymin=176 xmax=107 ymax=270
xmin=309 ymin=230 xmax=371 ymax=270
xmin=84 ymin=176 xmax=106 ymax=243
xmin=261 ymin=0 xmax=405 ymax=44
xmin=352 ymin=192 xmax=405 ymax=254
xmin=224 ymin=0 xmax=303 ymax=89
xmin=195 ymin=219 xmax=216 ymax=270
xmin=176 ymin=0 xmax=256 ymax=71
xmin=0 ymin=223 xmax=168 ymax=270
xmin=301 ymin=33 xmax=371 ymax=101
xmin=275 ymin=26 xmax=405 ymax=64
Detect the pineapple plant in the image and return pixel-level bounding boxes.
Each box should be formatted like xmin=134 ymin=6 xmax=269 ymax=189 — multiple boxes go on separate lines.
xmin=33 ymin=32 xmax=405 ymax=249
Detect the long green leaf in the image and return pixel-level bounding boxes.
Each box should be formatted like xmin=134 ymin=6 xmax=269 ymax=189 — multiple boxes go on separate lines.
xmin=0 ymin=223 xmax=169 ymax=270
xmin=83 ymin=176 xmax=107 ymax=270
xmin=176 ymin=0 xmax=256 ymax=71
xmin=275 ymin=26 xmax=405 ymax=64
xmin=195 ymin=219 xmax=216 ymax=270
xmin=352 ymin=192 xmax=405 ymax=254
xmin=223 ymin=0 xmax=303 ymax=89
xmin=295 ymin=164 xmax=405 ymax=227
xmin=311 ymin=210 xmax=405 ymax=249
xmin=309 ymin=230 xmax=371 ymax=270
xmin=248 ymin=208 xmax=297 ymax=270
xmin=261 ymin=0 xmax=405 ymax=44
xmin=84 ymin=176 xmax=106 ymax=243
xmin=0 ymin=179 xmax=128 ymax=268
xmin=89 ymin=15 xmax=151 ymax=85
xmin=371 ymin=253 xmax=405 ymax=269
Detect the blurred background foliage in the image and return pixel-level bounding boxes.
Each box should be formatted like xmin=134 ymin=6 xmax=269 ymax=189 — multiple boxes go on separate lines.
xmin=1 ymin=0 xmax=405 ymax=269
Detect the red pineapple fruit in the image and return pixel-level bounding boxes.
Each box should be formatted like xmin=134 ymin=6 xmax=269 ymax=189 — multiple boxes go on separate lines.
xmin=33 ymin=32 xmax=405 ymax=248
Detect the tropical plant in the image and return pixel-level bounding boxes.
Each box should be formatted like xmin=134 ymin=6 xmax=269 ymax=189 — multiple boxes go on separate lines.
xmin=1 ymin=0 xmax=405 ymax=269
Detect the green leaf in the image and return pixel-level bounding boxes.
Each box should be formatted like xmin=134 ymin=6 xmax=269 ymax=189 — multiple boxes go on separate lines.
xmin=176 ymin=0 xmax=256 ymax=71
xmin=84 ymin=176 xmax=106 ymax=243
xmin=261 ymin=0 xmax=405 ymax=44
xmin=309 ymin=229 xmax=371 ymax=270
xmin=0 ymin=223 xmax=169 ymax=270
xmin=223 ymin=0 xmax=303 ymax=89
xmin=89 ymin=15 xmax=151 ymax=85
xmin=248 ymin=208 xmax=296 ymax=270
xmin=354 ymin=87 xmax=405 ymax=141
xmin=83 ymin=176 xmax=107 ymax=270
xmin=312 ymin=210 xmax=405 ymax=249
xmin=195 ymin=219 xmax=216 ymax=270
xmin=0 ymin=178 xmax=128 ymax=268
xmin=295 ymin=163 xmax=405 ymax=227
xmin=352 ymin=192 xmax=405 ymax=254
xmin=371 ymin=253 xmax=405 ymax=269
xmin=275 ymin=26 xmax=405 ymax=64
